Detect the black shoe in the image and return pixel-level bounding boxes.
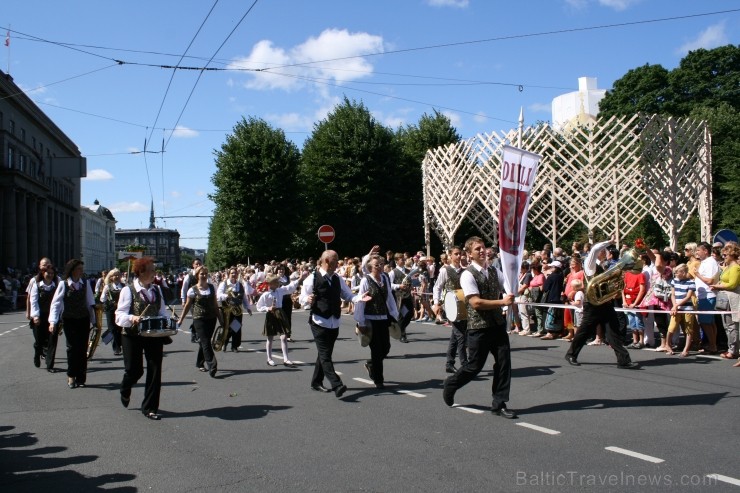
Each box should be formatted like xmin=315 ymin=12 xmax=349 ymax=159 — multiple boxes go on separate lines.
xmin=565 ymin=356 xmax=580 ymax=366
xmin=492 ymin=405 xmax=518 ymax=419
xmin=442 ymin=383 xmax=455 ymax=407
xmin=375 ymin=382 xmax=385 ymax=389
xmin=400 ymin=336 xmax=408 ymax=343
xmin=67 ymin=380 xmax=77 ymax=389
xmin=145 ymin=412 xmax=161 ymax=420
xmin=47 ymin=368 xmax=56 ymax=373
xmin=334 ymin=384 xmax=347 ymax=398
xmin=311 ymin=384 xmax=331 ymax=393
xmin=618 ymin=361 xmax=639 ymax=369
xmin=364 ymin=362 xmax=373 ymax=380
xmin=445 ymin=365 xmax=457 ymax=374
xmin=209 ymin=366 xmax=218 ymax=378
xmin=34 ymin=353 xmax=41 ymax=368
xmin=121 ymin=394 xmax=130 ymax=408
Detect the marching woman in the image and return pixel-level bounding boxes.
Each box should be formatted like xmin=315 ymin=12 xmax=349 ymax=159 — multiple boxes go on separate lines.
xmin=115 ymin=257 xmax=169 ymax=420
xmin=49 ymin=259 xmax=95 ymax=389
xmin=354 ymin=252 xmax=400 ymax=389
xmin=256 ymin=273 xmax=306 ymax=367
xmin=29 ymin=266 xmax=61 ymax=372
xmin=100 ymin=268 xmax=125 ymax=356
xmin=178 ymin=265 xmax=223 ymax=377
xmin=217 ymin=267 xmax=254 ymax=352
xmin=277 ymin=265 xmax=295 ymax=341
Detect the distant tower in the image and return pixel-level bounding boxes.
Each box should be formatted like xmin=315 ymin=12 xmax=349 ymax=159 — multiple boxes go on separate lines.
xmin=551 ymin=77 xmax=606 ymax=130
xmin=149 ymin=200 xmax=155 ymax=229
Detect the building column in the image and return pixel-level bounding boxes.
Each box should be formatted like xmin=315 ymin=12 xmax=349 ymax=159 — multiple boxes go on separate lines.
xmin=3 ymin=188 xmax=17 ymax=269
xmin=16 ymin=192 xmax=28 ymax=270
xmin=28 ymin=196 xmax=39 ymax=265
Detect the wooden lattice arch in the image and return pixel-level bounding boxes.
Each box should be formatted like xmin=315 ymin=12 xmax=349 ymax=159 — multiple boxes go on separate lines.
xmin=422 ymin=114 xmax=712 ymax=251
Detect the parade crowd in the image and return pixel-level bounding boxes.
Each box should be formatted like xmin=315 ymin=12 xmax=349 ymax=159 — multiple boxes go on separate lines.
xmin=16 ymin=235 xmax=740 ymax=421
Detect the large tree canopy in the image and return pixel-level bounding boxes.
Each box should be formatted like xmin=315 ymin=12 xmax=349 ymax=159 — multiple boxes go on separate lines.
xmin=300 ymin=97 xmax=407 ymax=256
xmin=598 ymin=44 xmax=740 ymax=236
xmin=209 ymin=117 xmax=302 ymax=267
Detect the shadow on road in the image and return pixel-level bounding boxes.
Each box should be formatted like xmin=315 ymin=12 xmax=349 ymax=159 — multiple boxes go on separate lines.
xmin=160 ymin=404 xmax=291 ymax=420
xmin=0 ymin=425 xmax=136 ymax=491
xmin=519 ymin=392 xmax=729 ymax=415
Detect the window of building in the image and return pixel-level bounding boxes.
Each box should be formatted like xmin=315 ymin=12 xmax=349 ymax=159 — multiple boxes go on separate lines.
xmin=7 ymin=146 xmax=14 ymax=168
xmin=21 ymin=128 xmax=26 ymax=142
xmin=9 ymin=120 xmax=15 ymax=135
xmin=19 ymin=154 xmax=26 ymax=172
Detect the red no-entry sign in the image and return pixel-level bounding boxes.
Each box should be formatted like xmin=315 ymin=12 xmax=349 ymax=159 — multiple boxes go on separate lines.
xmin=317 ymin=225 xmax=335 ymax=245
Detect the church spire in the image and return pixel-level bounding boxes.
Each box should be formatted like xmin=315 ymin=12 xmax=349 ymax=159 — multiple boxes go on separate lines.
xmin=149 ymin=200 xmax=155 ymax=229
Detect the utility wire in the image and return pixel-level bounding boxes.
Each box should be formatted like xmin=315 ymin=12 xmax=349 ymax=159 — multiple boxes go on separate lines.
xmin=0 ymin=63 xmax=120 ymax=103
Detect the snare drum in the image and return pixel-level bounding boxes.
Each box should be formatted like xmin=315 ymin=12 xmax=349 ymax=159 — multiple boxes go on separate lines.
xmin=443 ymin=289 xmax=467 ymax=322
xmin=137 ymin=316 xmax=178 ymax=337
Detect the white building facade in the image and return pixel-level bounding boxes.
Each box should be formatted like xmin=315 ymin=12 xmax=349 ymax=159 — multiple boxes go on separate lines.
xmin=551 ymin=77 xmax=606 ymax=130
xmin=80 ymin=199 xmax=116 ymax=274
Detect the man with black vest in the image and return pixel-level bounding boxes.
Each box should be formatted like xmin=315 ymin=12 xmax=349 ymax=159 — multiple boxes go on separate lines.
xmin=300 ymin=250 xmax=356 ymax=398
xmin=433 ymin=245 xmax=468 ymax=373
xmin=442 ymin=236 xmax=517 ymax=419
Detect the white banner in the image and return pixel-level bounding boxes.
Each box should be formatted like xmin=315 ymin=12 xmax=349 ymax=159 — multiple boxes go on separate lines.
xmin=498 ymin=145 xmax=542 ymax=296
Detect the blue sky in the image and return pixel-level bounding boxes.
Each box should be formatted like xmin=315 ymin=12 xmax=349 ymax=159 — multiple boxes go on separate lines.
xmin=2 ymin=1 xmax=738 ymax=250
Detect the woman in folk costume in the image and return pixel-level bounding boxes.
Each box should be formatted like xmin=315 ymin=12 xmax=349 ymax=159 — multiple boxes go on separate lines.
xmin=115 ymin=257 xmax=171 ymax=420
xmin=256 ymin=273 xmax=306 ymax=367
xmin=179 ymin=265 xmax=224 ymax=377
xmin=216 ymin=267 xmax=254 ymax=352
xmin=49 ymin=259 xmax=95 ymax=389
xmin=100 ymin=268 xmax=125 ymax=356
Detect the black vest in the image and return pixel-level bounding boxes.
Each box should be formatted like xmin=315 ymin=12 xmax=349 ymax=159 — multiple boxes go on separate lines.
xmin=444 ymin=265 xmax=463 ymax=291
xmin=128 ymin=282 xmax=162 ymax=317
xmin=105 ymin=282 xmax=123 ymax=312
xmin=312 ymin=273 xmax=342 ymax=319
xmin=63 ymin=280 xmax=90 ymax=320
xmin=37 ymin=280 xmax=57 ymax=318
xmin=193 ymin=284 xmax=217 ymax=319
xmin=465 ymin=266 xmax=505 ymax=330
xmin=365 ymin=275 xmax=389 ymax=316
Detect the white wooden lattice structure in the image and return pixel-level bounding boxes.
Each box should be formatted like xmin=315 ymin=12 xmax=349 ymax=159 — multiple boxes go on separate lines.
xmin=422 ymin=114 xmax=712 ymax=251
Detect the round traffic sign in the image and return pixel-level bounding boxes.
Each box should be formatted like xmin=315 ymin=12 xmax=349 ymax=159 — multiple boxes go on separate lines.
xmin=317 ymin=224 xmax=335 ymax=244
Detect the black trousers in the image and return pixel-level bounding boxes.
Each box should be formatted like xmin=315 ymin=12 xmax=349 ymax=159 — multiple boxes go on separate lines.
xmin=63 ymin=316 xmax=91 ymax=383
xmin=194 ymin=317 xmax=217 ymax=370
xmin=446 ymin=320 xmax=468 ymax=367
xmin=46 ymin=327 xmax=61 ymax=370
xmin=121 ymin=334 xmax=164 ymax=414
xmin=445 ymin=326 xmax=512 ymax=408
xmin=223 ymin=314 xmax=243 ymax=350
xmin=105 ymin=310 xmax=123 ymax=353
xmin=32 ymin=318 xmax=49 ymax=359
xmin=566 ymin=302 xmax=631 ymax=365
xmin=310 ymin=322 xmax=342 ymax=389
xmin=398 ymin=297 xmax=414 ymax=333
xmin=367 ymin=319 xmax=391 ymax=384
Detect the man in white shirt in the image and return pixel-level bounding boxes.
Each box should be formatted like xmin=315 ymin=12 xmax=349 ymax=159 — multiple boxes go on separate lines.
xmin=692 ymin=241 xmax=719 ymax=353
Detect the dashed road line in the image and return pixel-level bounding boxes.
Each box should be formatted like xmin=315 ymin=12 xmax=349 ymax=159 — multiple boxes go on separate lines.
xmin=395 ymin=390 xmax=426 ymax=398
xmin=0 ymin=325 xmax=26 ymax=336
xmin=605 ymin=446 xmax=664 ymax=463
xmin=353 ymin=377 xmax=374 ymax=385
xmin=516 ymin=422 xmax=561 ymax=435
xmin=706 ymin=474 xmax=740 ymax=486
xmin=452 ymin=405 xmax=485 ymax=415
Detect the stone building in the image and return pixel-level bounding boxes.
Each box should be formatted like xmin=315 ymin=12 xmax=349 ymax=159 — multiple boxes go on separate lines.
xmin=80 ymin=199 xmax=117 ymax=274
xmin=115 ymin=203 xmax=181 ymax=272
xmin=0 ymin=70 xmax=86 ymax=272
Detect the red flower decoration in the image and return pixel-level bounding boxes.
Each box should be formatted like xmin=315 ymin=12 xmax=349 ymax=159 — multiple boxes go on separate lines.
xmin=634 ymin=238 xmax=646 ymax=250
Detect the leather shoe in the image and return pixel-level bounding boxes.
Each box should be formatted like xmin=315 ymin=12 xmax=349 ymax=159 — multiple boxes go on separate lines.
xmin=34 ymin=353 xmax=41 ymax=368
xmin=364 ymin=362 xmax=373 ymax=380
xmin=618 ymin=361 xmax=639 ymax=369
xmin=565 ymin=356 xmax=580 ymax=366
xmin=311 ymin=384 xmax=331 ymax=393
xmin=334 ymin=384 xmax=347 ymax=398
xmin=121 ymin=394 xmax=130 ymax=408
xmin=400 ymin=336 xmax=408 ymax=343
xmin=492 ymin=406 xmax=517 ymax=419
xmin=375 ymin=382 xmax=385 ymax=389
xmin=445 ymin=365 xmax=457 ymax=374
xmin=442 ymin=383 xmax=455 ymax=407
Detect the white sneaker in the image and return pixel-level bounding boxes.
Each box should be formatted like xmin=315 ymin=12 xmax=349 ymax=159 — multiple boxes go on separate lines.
xmin=267 ymin=359 xmax=276 ymax=366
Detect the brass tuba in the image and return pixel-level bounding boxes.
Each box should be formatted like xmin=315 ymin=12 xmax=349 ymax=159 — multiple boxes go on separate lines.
xmin=87 ymin=303 xmax=105 ymax=360
xmin=212 ymin=286 xmax=241 ymax=352
xmin=585 ymin=248 xmax=642 ymax=306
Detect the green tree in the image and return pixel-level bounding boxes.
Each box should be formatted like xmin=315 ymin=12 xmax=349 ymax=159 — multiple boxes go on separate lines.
xmin=300 ymin=97 xmax=405 ymax=256
xmin=598 ymin=64 xmax=673 ymax=118
xmin=209 ymin=117 xmax=302 ymax=265
xmin=396 ymin=109 xmax=462 ymax=250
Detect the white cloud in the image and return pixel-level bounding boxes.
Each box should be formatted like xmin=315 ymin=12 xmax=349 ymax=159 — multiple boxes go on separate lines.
xmin=266 ymin=96 xmax=342 ymax=131
xmin=171 ymin=125 xmax=199 ymax=138
xmin=598 ymin=0 xmax=640 ymax=10
xmin=442 ymin=110 xmax=462 ymax=128
xmin=127 ymin=146 xmax=141 ymax=154
xmin=18 ymin=83 xmax=47 ymax=96
xmin=83 ymin=169 xmax=114 ymax=181
xmin=473 ymin=112 xmax=488 ymax=123
xmin=228 ymin=29 xmax=384 ymax=92
xmin=170 ymin=190 xmax=181 ymax=198
xmin=528 ymin=102 xmax=551 ymax=114
xmin=426 ymin=0 xmax=469 ymax=7
xmin=677 ymin=22 xmax=729 ymax=55
xmin=108 ymin=201 xmax=148 ymax=213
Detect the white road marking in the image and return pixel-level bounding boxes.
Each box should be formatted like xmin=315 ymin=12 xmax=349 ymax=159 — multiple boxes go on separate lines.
xmin=0 ymin=325 xmax=25 ymax=336
xmin=335 ymin=371 xmax=343 ymax=375
xmin=396 ymin=390 xmax=426 ymax=398
xmin=353 ymin=377 xmax=374 ymax=385
xmin=516 ymin=422 xmax=561 ymax=435
xmin=605 ymin=446 xmax=664 ymax=463
xmin=706 ymin=474 xmax=740 ymax=486
xmin=453 ymin=405 xmax=485 ymax=415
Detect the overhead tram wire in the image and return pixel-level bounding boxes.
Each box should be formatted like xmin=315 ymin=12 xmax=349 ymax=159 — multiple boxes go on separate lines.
xmin=259 ymin=8 xmax=740 ymax=71
xmin=162 ymin=0 xmax=261 ymax=152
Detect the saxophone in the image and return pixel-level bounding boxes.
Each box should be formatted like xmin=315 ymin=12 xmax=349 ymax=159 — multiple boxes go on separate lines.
xmin=585 ymin=248 xmax=642 ymax=306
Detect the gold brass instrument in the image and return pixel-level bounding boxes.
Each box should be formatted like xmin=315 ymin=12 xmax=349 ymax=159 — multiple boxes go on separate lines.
xmin=585 ymin=248 xmax=642 ymax=306
xmin=213 ymin=287 xmax=242 ymax=352
xmin=87 ymin=303 xmax=105 ymax=360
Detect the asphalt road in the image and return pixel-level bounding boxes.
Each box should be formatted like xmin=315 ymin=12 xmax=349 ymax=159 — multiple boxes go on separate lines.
xmin=1 ymin=309 xmax=739 ymax=492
